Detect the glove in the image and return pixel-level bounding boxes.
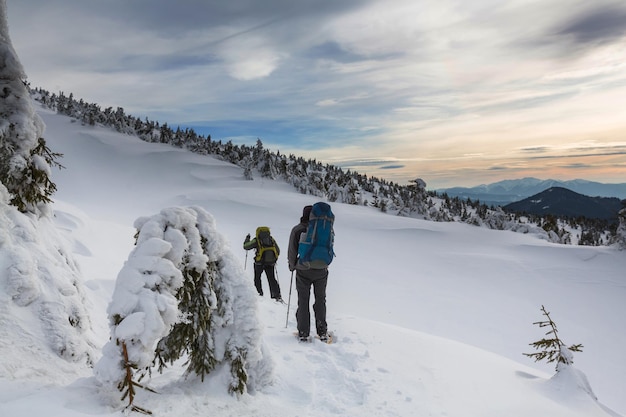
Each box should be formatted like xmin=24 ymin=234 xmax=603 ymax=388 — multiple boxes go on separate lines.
xmin=245 ymin=233 xmax=251 ymax=241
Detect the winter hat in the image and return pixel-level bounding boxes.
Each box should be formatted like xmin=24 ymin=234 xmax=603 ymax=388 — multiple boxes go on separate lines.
xmin=301 ymin=205 xmax=313 ymax=222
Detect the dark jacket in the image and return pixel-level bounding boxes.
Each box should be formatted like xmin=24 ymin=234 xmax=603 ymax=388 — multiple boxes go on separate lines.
xmin=288 ymin=222 xmax=307 ymax=271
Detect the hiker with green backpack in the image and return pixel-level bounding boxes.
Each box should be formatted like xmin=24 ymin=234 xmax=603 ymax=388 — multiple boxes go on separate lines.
xmin=243 ymin=226 xmax=283 ymax=302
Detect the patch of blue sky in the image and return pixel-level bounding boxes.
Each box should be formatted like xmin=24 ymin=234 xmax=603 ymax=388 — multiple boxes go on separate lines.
xmin=177 ymin=118 xmax=374 ymax=152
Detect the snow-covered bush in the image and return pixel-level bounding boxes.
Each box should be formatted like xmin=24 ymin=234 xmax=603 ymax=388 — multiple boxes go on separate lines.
xmin=95 ymin=206 xmax=272 ymax=412
xmin=481 ymin=207 xmax=511 ymax=230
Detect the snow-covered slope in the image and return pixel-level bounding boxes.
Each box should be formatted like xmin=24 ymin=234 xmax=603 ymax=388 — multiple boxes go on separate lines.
xmin=1 ymin=105 xmax=624 ymax=417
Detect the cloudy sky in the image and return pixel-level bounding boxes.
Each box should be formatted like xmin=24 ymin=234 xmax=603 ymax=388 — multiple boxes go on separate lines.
xmin=6 ymin=0 xmax=626 ymax=188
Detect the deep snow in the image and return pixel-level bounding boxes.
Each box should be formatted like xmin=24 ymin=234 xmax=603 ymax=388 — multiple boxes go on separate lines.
xmin=0 ymin=104 xmax=625 ymax=416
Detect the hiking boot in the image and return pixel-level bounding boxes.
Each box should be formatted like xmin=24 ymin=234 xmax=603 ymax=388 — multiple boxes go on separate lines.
xmin=298 ymin=332 xmax=309 ymax=342
xmin=318 ymin=332 xmax=329 ymax=342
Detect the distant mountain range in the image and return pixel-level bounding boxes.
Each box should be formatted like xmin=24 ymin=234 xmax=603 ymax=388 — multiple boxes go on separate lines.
xmin=436 ymin=178 xmax=626 ymax=207
xmin=502 ymin=187 xmax=623 ymax=221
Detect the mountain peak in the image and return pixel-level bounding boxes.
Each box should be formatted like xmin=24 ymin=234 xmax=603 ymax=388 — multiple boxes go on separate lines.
xmin=437 ymin=178 xmax=626 ymax=207
xmin=503 ymin=186 xmax=622 ymax=221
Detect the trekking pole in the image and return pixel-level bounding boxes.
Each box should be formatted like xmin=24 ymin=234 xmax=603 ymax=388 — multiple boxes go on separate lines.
xmin=244 ymin=250 xmax=248 ymax=270
xmin=285 ymin=270 xmax=294 ymax=328
xmin=274 ymin=266 xmax=285 ymax=304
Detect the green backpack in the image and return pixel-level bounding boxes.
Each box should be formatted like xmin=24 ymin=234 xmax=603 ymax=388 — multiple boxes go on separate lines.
xmin=255 ymin=226 xmax=278 ymax=263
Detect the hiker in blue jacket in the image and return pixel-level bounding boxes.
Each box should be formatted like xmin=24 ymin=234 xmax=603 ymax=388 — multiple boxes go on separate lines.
xmin=288 ymin=205 xmax=330 ymax=342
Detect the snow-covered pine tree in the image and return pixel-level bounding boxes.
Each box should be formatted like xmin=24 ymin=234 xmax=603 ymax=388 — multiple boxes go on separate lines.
xmin=0 ymin=1 xmax=94 ymax=372
xmin=242 ymin=155 xmax=254 ymax=180
xmin=94 ymin=228 xmax=184 ymax=413
xmin=523 ymin=305 xmax=598 ymax=399
xmin=615 ymin=201 xmax=626 ymax=249
xmin=95 ymin=206 xmax=272 ymax=411
xmin=524 ymin=305 xmax=583 ymax=371
xmin=0 ymin=1 xmax=62 ymax=217
xmin=167 ymin=207 xmax=272 ymax=394
xmin=154 ymin=219 xmax=219 ymax=381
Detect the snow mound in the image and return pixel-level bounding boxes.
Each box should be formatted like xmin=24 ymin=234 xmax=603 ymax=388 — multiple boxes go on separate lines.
xmin=0 ymin=184 xmax=96 ymax=382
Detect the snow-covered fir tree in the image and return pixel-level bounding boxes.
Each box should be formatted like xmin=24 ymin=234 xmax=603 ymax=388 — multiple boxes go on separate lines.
xmin=0 ymin=0 xmax=95 ymax=371
xmin=0 ymin=1 xmax=62 ymax=217
xmin=523 ymin=305 xmax=596 ymax=399
xmin=615 ymin=202 xmax=626 ymax=249
xmin=95 ymin=206 xmax=273 ymax=411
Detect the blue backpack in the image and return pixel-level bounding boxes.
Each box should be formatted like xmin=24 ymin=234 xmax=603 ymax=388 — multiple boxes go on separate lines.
xmin=298 ymin=202 xmax=335 ymax=269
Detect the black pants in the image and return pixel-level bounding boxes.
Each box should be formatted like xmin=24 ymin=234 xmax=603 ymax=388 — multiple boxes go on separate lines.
xmin=295 ymin=268 xmax=328 ymax=337
xmin=254 ymin=263 xmax=281 ymax=299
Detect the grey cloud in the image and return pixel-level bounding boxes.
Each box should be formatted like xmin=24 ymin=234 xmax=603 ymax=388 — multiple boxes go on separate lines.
xmin=518 ymin=144 xmax=626 ymax=160
xmin=555 ymin=4 xmax=626 ymax=46
xmin=572 ymin=144 xmax=626 ymax=154
xmin=116 ymin=54 xmax=219 ymax=73
xmin=527 ymin=150 xmax=626 ymax=160
xmin=511 ymin=2 xmax=626 ymax=60
xmin=305 ymin=41 xmax=368 ymax=63
xmin=520 ymin=146 xmax=551 ymax=154
xmin=562 ymin=163 xmax=592 ymax=169
xmin=18 ymin=0 xmax=372 ymax=36
xmin=10 ymin=0 xmax=381 ymax=82
xmin=303 ymin=41 xmax=404 ymax=63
